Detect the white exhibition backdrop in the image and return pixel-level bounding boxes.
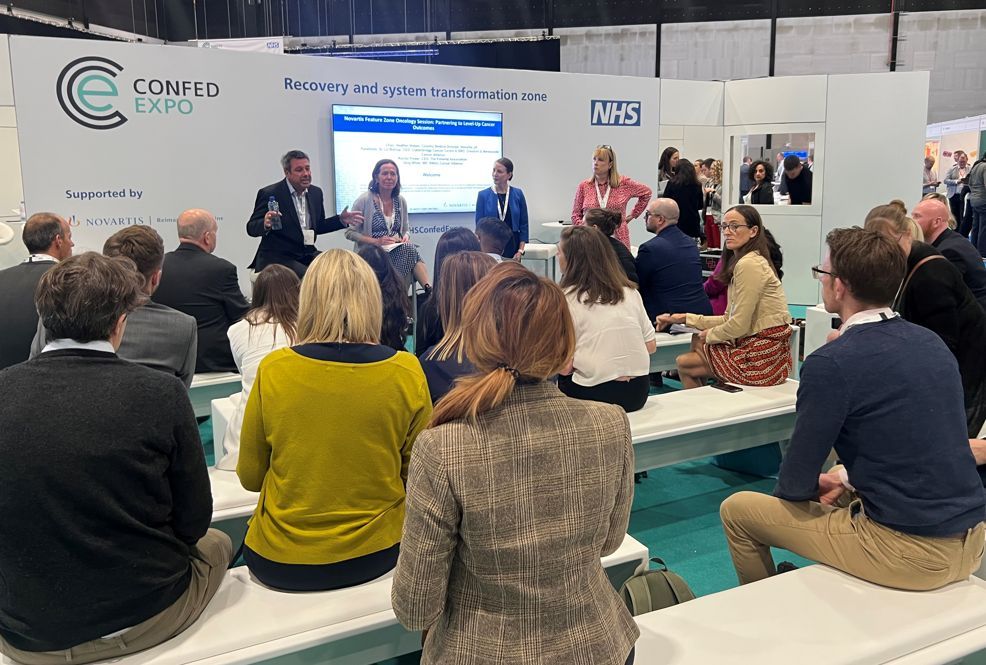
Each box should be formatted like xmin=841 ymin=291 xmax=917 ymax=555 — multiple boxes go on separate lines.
xmin=3 ymin=35 xmax=929 ymax=304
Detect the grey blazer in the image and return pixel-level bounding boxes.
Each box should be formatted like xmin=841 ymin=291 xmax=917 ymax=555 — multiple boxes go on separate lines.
xmin=31 ymin=301 xmax=197 ymax=387
xmin=392 ymin=381 xmax=638 ymax=664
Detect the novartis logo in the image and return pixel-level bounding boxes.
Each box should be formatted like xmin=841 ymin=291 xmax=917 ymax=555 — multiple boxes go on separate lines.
xmin=56 ymin=56 xmax=128 ymax=130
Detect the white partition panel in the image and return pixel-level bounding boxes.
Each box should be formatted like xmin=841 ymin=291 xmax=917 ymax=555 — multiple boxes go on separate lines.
xmin=821 ymin=71 xmax=929 ymax=236
xmin=660 ymin=79 xmax=724 ymax=126
xmin=724 ymin=75 xmax=827 ymax=126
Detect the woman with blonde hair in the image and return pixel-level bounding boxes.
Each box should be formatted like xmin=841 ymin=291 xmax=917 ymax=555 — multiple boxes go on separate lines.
xmin=571 ymin=144 xmax=652 ymax=250
xmin=558 ymin=225 xmax=656 ymax=412
xmin=864 ymin=205 xmax=986 ymax=436
xmin=217 ymin=264 xmax=300 ymax=470
xmin=237 ymin=249 xmax=432 ymax=591
xmin=420 ymin=251 xmax=497 ymax=402
xmin=658 ymin=205 xmax=791 ymax=388
xmin=392 ymin=262 xmax=639 ymax=665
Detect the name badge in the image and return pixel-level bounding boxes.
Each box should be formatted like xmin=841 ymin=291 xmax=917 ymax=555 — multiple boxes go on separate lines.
xmin=303 ymin=229 xmax=316 ymax=246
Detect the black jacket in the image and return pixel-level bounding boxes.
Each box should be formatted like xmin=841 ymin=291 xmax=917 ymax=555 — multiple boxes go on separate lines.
xmin=748 ymin=183 xmax=774 ymax=205
xmin=661 ymin=180 xmax=705 ymax=239
xmin=0 ymin=259 xmax=57 ymax=370
xmin=0 ymin=350 xmax=211 ymax=651
xmin=153 ymin=243 xmax=250 ymax=372
xmin=607 ymin=236 xmax=638 ymax=284
xmin=898 ymin=242 xmax=986 ymax=420
xmin=246 ymin=179 xmax=345 ymax=269
xmin=932 ymin=228 xmax=986 ymax=312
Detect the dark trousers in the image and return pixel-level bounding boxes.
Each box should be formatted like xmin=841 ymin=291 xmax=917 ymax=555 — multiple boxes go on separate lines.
xmin=257 ymin=252 xmax=317 ymax=279
xmin=626 ymin=647 xmax=635 ymax=665
xmin=952 ymin=193 xmax=972 ymax=238
xmin=502 ymin=231 xmax=521 ymax=259
xmin=558 ymin=374 xmax=649 ymax=413
xmin=971 ymin=204 xmax=986 ymax=257
xmin=243 ymin=543 xmax=399 ymax=592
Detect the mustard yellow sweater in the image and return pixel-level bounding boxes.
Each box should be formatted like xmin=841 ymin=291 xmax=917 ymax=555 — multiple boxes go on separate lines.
xmin=237 ymin=345 xmax=432 ymax=564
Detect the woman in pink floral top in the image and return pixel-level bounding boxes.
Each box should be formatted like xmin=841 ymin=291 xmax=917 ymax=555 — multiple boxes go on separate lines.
xmin=571 ymin=145 xmax=652 ymax=250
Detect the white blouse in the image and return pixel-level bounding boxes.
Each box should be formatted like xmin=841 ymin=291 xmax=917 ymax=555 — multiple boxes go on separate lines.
xmin=215 ymin=318 xmax=291 ymax=471
xmin=565 ymin=287 xmax=656 ymax=387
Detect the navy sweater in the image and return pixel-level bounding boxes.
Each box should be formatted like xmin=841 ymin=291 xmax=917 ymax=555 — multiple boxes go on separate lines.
xmin=0 ymin=350 xmax=212 ymax=651
xmin=775 ymin=317 xmax=985 ymax=536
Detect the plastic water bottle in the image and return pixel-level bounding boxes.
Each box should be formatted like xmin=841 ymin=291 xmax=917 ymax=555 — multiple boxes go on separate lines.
xmin=268 ymin=196 xmax=282 ymax=230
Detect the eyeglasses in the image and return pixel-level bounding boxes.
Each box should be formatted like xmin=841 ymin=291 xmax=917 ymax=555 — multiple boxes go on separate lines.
xmin=811 ymin=266 xmax=836 ymax=280
xmin=718 ymin=223 xmax=751 ymax=232
xmin=596 ymin=144 xmax=612 ymax=150
xmin=644 ymin=211 xmax=663 ymax=220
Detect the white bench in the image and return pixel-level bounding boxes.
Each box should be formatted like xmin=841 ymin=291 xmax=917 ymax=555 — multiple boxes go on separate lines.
xmin=208 ymin=382 xmax=799 ymax=536
xmin=189 ymin=373 xmax=241 ymax=419
xmin=42 ymin=535 xmax=646 ymax=665
xmin=521 ymin=242 xmax=558 ymax=280
xmin=209 ymin=396 xmax=237 ymax=464
xmin=629 ymin=380 xmax=798 ymax=472
xmin=649 ymin=325 xmax=801 ymax=380
xmin=633 ymin=564 xmax=986 ymax=665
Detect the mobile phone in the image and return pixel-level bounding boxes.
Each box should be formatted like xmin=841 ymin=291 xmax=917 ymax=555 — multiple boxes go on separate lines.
xmin=710 ymin=382 xmax=743 ymax=393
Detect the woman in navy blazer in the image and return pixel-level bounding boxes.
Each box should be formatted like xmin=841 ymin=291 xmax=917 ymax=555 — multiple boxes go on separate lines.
xmin=475 ymin=158 xmax=529 ymax=260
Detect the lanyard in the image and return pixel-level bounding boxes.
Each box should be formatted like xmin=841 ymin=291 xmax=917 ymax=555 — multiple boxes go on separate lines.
xmin=492 ymin=185 xmax=510 ymax=222
xmin=594 ymin=180 xmax=611 ymax=209
xmin=840 ymin=309 xmax=897 ymax=335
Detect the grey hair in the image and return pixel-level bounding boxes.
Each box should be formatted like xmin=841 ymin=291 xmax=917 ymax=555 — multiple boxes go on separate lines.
xmin=281 ymin=150 xmax=309 ymax=171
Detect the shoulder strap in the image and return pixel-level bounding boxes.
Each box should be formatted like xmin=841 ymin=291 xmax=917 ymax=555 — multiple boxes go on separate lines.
xmin=896 ymin=254 xmax=947 ymax=309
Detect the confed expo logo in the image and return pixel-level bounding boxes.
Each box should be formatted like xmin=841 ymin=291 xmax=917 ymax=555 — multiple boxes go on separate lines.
xmin=56 ymin=56 xmax=128 ymax=130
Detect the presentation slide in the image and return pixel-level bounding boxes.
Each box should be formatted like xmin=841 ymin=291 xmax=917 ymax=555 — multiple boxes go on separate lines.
xmin=332 ymin=105 xmax=503 ymax=214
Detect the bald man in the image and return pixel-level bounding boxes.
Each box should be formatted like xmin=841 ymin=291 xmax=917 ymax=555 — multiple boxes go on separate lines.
xmin=153 ymin=209 xmax=249 ymax=373
xmin=634 ymin=198 xmax=712 ymax=323
xmin=912 ymin=198 xmax=986 ymax=311
xmin=0 ymin=212 xmax=73 ymax=370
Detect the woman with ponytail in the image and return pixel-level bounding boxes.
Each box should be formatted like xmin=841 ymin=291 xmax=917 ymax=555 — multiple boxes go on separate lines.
xmin=392 ymin=262 xmax=639 ymax=665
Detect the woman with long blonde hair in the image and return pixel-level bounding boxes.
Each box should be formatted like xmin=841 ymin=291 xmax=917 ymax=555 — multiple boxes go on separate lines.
xmin=571 ymin=144 xmax=652 ymax=250
xmin=237 ymin=249 xmax=432 ymax=591
xmin=420 ymin=251 xmax=497 ymax=402
xmin=393 ymin=262 xmax=639 ymax=665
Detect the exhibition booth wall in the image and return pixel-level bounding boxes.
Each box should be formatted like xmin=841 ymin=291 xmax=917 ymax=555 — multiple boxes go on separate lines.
xmin=0 ymin=35 xmax=928 ymax=304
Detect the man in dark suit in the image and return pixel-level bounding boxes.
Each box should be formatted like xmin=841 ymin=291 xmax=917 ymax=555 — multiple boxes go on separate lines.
xmin=635 ymin=199 xmax=713 ymax=323
xmin=247 ymin=149 xmax=363 ymax=278
xmin=30 ymin=225 xmax=198 ymax=386
xmin=153 ymin=209 xmax=249 ymax=373
xmin=913 ymin=197 xmax=986 ymax=311
xmin=0 ymin=212 xmax=73 ymax=370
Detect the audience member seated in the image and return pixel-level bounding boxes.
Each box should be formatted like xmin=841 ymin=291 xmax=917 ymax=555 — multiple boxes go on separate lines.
xmin=392 ymin=261 xmax=638 ymax=665
xmin=658 ymin=206 xmax=791 ymax=389
xmin=865 ymin=204 xmax=986 ymax=437
xmin=912 ymin=197 xmax=986 ymax=311
xmin=358 ymin=245 xmax=412 ymax=352
xmin=30 ymin=225 xmax=198 ymax=387
xmin=703 ymin=228 xmax=786 ymax=318
xmin=585 ymin=207 xmax=638 ymax=284
xmin=660 ymin=159 xmax=705 ymax=241
xmin=216 ymin=264 xmax=300 ymax=471
xmin=0 ymin=213 xmax=73 ymax=370
xmin=721 ymin=227 xmax=985 ymax=589
xmin=744 ymin=160 xmax=774 ymax=205
xmin=420 ymin=251 xmax=497 ymax=403
xmin=415 ymin=227 xmax=481 ymax=357
xmin=237 ymin=249 xmax=431 ymax=592
xmin=780 ymin=155 xmax=813 ymax=205
xmin=0 ymin=253 xmax=230 ymax=664
xmin=476 ymin=216 xmax=512 ymax=263
xmin=636 ymin=199 xmax=712 ymax=322
xmin=153 ymin=209 xmax=250 ymax=373
xmin=557 ymin=226 xmax=656 ymax=413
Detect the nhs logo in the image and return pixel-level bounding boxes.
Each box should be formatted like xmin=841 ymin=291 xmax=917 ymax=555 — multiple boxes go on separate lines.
xmin=590 ymin=100 xmax=641 ymax=126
